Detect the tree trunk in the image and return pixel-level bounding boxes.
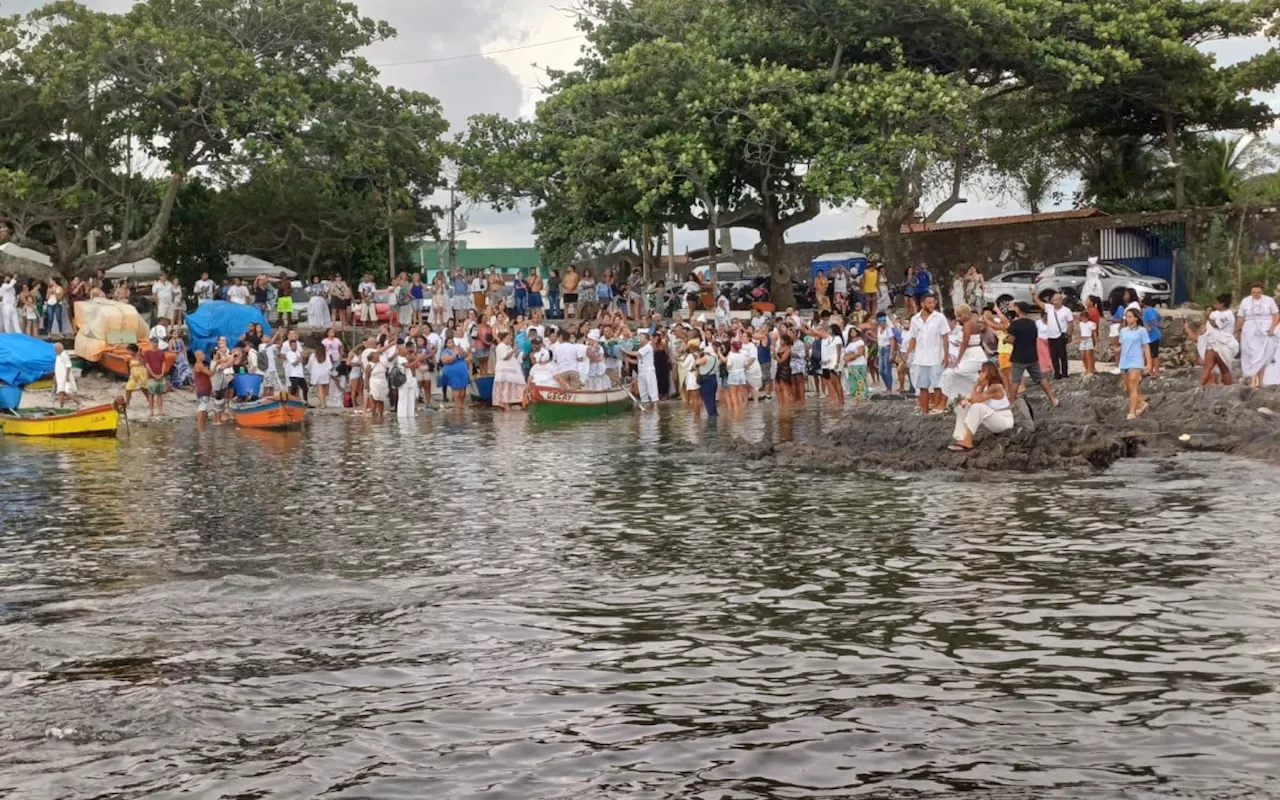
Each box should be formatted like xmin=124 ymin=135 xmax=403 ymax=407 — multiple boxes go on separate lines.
xmin=878 ymin=206 xmax=910 ymax=287
xmin=74 ymin=172 xmax=184 ymax=278
xmin=707 ymin=206 xmax=719 ymax=289
xmin=308 ymin=239 xmax=323 ymax=275
xmin=1167 ymin=114 xmax=1186 ymax=209
xmin=641 ymin=221 xmax=652 ymax=283
xmin=763 ymin=216 xmax=795 ymax=310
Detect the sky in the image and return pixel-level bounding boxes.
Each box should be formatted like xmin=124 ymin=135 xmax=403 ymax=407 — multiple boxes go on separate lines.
xmin=9 ymin=0 xmax=1277 ymax=256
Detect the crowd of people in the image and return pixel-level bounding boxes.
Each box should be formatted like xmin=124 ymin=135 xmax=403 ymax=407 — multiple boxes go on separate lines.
xmin=8 ymin=260 xmax=1280 ymax=448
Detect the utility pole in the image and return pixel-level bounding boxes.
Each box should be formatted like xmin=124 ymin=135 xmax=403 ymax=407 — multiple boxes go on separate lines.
xmin=448 ymin=186 xmax=457 ymax=275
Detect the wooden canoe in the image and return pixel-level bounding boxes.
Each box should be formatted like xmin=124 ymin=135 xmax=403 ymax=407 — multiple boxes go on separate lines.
xmin=99 ymin=344 xmax=175 ymax=380
xmin=230 ymin=395 xmax=307 ymax=430
xmin=0 ymin=403 xmax=120 ymax=438
xmin=527 ymin=383 xmax=634 ymax=423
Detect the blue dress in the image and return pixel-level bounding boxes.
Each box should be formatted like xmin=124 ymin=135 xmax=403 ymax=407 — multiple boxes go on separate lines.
xmin=1118 ymin=327 xmax=1147 ymax=371
xmin=441 ymin=348 xmax=471 ymax=390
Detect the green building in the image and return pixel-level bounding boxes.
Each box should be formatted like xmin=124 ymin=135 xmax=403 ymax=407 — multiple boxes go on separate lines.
xmin=410 ymin=240 xmax=545 ymax=281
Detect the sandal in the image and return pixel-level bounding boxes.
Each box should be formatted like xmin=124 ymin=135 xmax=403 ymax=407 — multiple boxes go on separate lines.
xmin=948 ymin=443 xmax=972 ymax=452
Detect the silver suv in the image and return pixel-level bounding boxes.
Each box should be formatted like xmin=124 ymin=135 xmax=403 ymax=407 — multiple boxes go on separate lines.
xmin=1033 ymin=261 xmax=1171 ymax=308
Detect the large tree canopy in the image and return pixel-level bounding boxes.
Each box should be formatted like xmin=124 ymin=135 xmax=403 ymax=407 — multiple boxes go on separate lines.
xmin=458 ymin=0 xmax=1280 ymax=301
xmin=0 ymin=0 xmax=447 ymax=279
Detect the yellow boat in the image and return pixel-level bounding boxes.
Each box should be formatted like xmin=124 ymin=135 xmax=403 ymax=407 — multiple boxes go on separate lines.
xmin=0 ymin=402 xmax=121 ymax=438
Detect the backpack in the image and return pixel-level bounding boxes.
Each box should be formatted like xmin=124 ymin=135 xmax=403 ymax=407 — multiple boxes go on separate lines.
xmin=388 ymin=364 xmax=407 ymax=390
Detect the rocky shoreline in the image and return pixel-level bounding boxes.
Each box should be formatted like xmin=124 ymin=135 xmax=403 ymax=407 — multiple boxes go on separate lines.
xmin=718 ymin=371 xmax=1280 ymax=473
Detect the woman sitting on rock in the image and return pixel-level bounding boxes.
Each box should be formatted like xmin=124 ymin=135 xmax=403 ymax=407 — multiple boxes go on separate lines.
xmin=949 ymin=362 xmax=1014 ymax=452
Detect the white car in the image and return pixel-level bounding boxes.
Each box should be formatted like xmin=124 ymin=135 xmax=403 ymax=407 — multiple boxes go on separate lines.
xmin=982 ymin=270 xmax=1039 ymax=313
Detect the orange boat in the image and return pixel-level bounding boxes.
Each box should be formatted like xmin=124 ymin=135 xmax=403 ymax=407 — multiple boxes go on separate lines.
xmin=230 ymin=394 xmax=307 ymax=430
xmin=99 ymin=343 xmax=175 ymax=380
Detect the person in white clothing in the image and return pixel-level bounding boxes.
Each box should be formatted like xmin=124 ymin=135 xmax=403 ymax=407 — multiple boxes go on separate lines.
xmin=549 ymin=329 xmax=585 ymax=388
xmin=53 ymin=344 xmax=78 ymax=407
xmin=0 ymin=274 xmax=22 ymax=333
xmin=1081 ymin=256 xmax=1106 ymax=305
xmin=949 ymin=363 xmax=1015 ymax=451
xmin=152 ymin=274 xmax=175 ymax=322
xmin=226 ymin=278 xmax=250 ymax=305
xmin=939 ymin=304 xmax=987 ymax=401
xmin=194 ymin=272 xmax=217 ymax=305
xmin=741 ymin=338 xmax=763 ymax=403
xmin=282 ymin=336 xmax=307 ymax=404
xmin=1236 ymin=282 xmax=1280 ymax=387
xmin=622 ymin=329 xmax=659 ymax=410
xmin=307 ymin=346 xmax=332 ymax=409
xmin=394 ymin=344 xmax=418 ymax=419
xmin=906 ymin=294 xmax=950 ymax=414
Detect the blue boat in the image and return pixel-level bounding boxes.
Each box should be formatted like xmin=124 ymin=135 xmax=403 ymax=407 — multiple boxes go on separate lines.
xmin=469 ymin=376 xmax=494 ymax=405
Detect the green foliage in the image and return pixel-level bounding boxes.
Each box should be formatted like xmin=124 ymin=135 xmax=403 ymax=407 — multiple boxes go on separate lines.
xmin=0 ymin=0 xmax=446 ymax=279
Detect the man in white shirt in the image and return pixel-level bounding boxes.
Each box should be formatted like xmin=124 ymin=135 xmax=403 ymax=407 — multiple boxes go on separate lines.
xmin=153 ymin=273 xmax=175 ymax=321
xmin=149 ymin=321 xmax=169 ymax=351
xmin=906 ymin=294 xmax=950 ymax=414
xmin=193 ymin=272 xmax=216 ymax=305
xmin=226 ymin=278 xmax=250 ymax=305
xmin=1038 ymin=291 xmax=1074 ymax=380
xmin=282 ymin=334 xmax=307 ymax=403
xmin=549 ymin=329 xmax=585 ymax=387
xmin=356 ymin=274 xmax=377 ymax=324
xmin=623 ymin=329 xmax=658 ymax=410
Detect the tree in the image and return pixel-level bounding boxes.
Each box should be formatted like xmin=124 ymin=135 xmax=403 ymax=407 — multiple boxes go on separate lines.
xmin=1057 ymin=0 xmax=1280 ymax=208
xmin=0 ymin=0 xmax=432 ymax=278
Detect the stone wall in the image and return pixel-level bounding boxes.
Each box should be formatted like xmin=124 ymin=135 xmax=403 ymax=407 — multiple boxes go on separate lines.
xmin=779 ymin=206 xmax=1280 ymax=283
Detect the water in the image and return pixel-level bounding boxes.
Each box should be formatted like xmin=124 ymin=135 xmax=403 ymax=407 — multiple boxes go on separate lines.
xmin=2 ymin=409 xmax=1280 ymax=799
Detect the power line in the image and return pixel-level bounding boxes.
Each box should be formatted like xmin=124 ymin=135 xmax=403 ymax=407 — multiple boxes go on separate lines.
xmin=373 ymin=35 xmax=586 ymax=68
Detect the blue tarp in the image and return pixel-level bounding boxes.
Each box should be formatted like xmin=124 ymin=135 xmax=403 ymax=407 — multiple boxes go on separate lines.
xmin=186 ymin=301 xmax=271 ymax=358
xmin=810 ymin=252 xmax=867 ymax=281
xmin=0 ymin=333 xmax=57 ymax=387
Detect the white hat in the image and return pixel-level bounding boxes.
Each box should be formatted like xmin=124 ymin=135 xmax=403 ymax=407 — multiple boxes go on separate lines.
xmin=587 ymin=331 xmax=602 ymax=342
xmin=1088 ymin=256 xmax=1098 ymax=265
xmin=697 ymin=314 xmax=708 ymax=323
xmin=637 ymin=328 xmax=650 ymax=337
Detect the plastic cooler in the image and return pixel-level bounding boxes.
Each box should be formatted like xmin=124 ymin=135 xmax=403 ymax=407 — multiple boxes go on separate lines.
xmin=230 ymin=373 xmax=263 ymax=399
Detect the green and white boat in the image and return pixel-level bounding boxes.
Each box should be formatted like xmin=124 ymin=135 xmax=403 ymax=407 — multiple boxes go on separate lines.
xmin=527 ymin=383 xmax=635 ymax=423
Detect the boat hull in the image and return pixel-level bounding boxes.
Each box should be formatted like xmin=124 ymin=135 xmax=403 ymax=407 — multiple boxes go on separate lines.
xmin=527 ymin=384 xmax=634 ymax=423
xmin=230 ymin=396 xmax=307 ymax=430
xmin=99 ymin=345 xmax=175 ymax=379
xmin=469 ymin=376 xmax=494 ymax=404
xmin=0 ymin=403 xmax=120 ymax=437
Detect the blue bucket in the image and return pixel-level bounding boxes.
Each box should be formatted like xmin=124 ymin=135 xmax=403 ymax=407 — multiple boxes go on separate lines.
xmin=0 ymin=383 xmax=22 ymax=410
xmin=230 ymin=373 xmax=263 ymax=400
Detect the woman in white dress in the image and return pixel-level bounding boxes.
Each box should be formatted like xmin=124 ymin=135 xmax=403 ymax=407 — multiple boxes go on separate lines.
xmin=528 ymin=338 xmax=558 ymax=388
xmin=715 ymin=294 xmax=732 ymax=330
xmin=307 ymin=346 xmax=332 ymax=409
xmin=491 ymin=331 xmax=526 ymax=410
xmin=395 ymin=345 xmax=418 ymax=418
xmin=1186 ymin=293 xmax=1238 ymax=386
xmin=1236 ymin=282 xmax=1280 ymax=387
xmin=1081 ymin=257 xmax=1106 ymax=306
xmin=367 ymin=351 xmax=389 ymax=419
xmin=941 ymin=305 xmax=987 ymax=401
xmin=306 ymin=277 xmax=331 ymax=328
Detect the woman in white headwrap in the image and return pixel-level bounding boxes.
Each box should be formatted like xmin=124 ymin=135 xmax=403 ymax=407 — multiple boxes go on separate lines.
xmin=1081 ymin=256 xmax=1106 ymax=306
xmin=1236 ymin=282 xmax=1280 ymax=387
xmin=940 ymin=304 xmax=988 ymax=400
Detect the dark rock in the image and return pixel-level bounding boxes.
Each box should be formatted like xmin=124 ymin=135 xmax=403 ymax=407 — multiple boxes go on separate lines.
xmin=719 ymin=371 xmax=1280 ymax=473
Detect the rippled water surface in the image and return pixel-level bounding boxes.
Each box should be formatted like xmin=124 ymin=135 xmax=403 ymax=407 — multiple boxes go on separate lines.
xmin=2 ymin=408 xmax=1280 ymax=799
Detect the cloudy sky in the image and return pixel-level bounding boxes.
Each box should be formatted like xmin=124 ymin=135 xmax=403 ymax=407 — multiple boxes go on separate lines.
xmin=13 ymin=0 xmax=1277 ymax=254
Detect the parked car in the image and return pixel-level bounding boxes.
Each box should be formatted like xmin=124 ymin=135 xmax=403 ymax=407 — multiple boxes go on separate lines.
xmin=355 ymin=289 xmax=394 ymax=324
xmin=1033 ymin=260 xmax=1171 ymax=308
xmin=982 ymin=270 xmax=1039 ymax=313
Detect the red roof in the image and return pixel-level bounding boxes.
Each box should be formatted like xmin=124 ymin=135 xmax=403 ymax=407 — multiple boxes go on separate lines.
xmin=871 ymin=208 xmax=1105 ymax=235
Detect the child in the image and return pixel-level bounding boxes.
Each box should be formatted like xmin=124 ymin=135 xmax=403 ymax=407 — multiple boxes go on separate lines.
xmin=850 ymin=301 xmax=867 ymax=328
xmin=193 ymin=350 xmax=213 ymax=428
xmin=124 ymin=343 xmax=148 ymax=409
xmin=1078 ymin=311 xmax=1098 ymax=376
xmin=21 ymin=292 xmax=39 ymax=336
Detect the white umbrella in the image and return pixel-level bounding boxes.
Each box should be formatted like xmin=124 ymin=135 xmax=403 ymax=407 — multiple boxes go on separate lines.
xmin=227 ymin=254 xmax=296 ymax=278
xmin=104 ymin=257 xmax=164 ymax=279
